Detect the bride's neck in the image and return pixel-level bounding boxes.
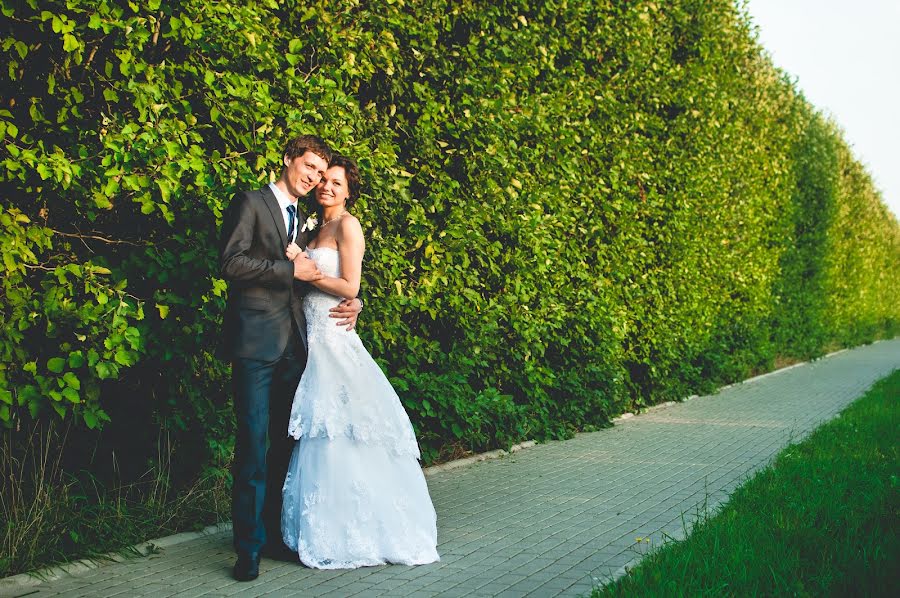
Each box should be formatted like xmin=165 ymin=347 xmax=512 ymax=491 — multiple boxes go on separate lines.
xmin=322 ymin=205 xmax=346 ymax=220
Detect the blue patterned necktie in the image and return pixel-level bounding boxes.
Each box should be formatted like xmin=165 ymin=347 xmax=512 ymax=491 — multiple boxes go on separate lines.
xmin=286 ymin=204 xmax=296 ymax=243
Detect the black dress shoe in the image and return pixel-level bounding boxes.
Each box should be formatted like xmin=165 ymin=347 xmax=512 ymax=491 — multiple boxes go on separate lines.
xmin=233 ymin=552 xmax=260 ymax=582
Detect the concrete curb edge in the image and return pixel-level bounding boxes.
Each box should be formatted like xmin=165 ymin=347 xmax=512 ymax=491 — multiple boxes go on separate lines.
xmin=0 ymin=522 xmax=233 ymax=594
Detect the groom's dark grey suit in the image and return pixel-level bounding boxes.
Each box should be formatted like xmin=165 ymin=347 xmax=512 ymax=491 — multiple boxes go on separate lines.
xmin=220 ymin=185 xmax=313 ymax=556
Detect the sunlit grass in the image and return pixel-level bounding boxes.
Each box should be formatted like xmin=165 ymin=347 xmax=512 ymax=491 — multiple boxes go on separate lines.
xmin=594 ymin=368 xmax=899 ymax=597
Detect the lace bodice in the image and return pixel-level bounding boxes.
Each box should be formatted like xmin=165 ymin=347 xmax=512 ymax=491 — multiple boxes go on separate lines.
xmin=303 ymin=247 xmax=347 ymax=337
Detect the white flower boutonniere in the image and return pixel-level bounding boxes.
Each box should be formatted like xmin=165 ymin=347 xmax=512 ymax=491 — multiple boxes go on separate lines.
xmin=300 ymin=214 xmax=318 ymax=233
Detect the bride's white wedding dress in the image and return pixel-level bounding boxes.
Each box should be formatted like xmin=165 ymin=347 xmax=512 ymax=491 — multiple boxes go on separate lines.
xmin=281 ymin=246 xmax=439 ymax=569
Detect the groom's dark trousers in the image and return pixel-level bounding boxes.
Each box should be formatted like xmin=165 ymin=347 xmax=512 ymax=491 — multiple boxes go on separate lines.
xmin=230 ymin=325 xmax=306 ymax=555
xmin=220 ymin=187 xmax=312 ymax=557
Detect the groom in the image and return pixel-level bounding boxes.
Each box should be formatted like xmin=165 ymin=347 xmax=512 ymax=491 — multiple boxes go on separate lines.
xmin=220 ymin=135 xmax=362 ymax=581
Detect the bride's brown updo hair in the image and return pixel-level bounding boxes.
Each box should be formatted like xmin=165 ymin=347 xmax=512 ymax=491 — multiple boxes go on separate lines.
xmin=329 ymin=154 xmax=361 ymax=209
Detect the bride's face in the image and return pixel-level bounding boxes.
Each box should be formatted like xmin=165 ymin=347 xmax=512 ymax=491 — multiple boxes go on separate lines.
xmin=315 ymin=166 xmax=350 ymax=209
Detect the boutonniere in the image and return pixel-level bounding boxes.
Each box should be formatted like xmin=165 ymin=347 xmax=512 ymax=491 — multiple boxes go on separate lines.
xmin=300 ymin=214 xmax=318 ymax=233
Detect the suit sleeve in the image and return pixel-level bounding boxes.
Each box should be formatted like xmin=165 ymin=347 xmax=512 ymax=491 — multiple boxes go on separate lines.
xmin=219 ymin=191 xmax=294 ymax=288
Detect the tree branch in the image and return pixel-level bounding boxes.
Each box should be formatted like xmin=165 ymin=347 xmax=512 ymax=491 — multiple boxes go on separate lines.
xmin=152 ymin=11 xmax=163 ymax=46
xmin=51 ymin=230 xmax=146 ymax=247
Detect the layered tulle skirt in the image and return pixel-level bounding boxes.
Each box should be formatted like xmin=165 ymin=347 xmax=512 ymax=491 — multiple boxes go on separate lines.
xmin=281 ymin=436 xmax=439 ymax=569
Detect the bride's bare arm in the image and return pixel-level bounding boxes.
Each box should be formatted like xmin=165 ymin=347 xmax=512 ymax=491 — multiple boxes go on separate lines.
xmin=309 ymin=216 xmax=364 ymax=298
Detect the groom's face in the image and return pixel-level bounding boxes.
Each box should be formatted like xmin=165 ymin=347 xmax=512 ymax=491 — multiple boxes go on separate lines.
xmin=283 ymin=151 xmax=329 ymax=198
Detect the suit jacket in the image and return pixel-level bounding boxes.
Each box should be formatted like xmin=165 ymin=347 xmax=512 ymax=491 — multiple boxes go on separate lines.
xmin=219 ymin=186 xmax=313 ymax=362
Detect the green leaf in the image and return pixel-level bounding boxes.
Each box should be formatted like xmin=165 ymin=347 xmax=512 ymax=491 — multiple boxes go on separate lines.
xmin=93 ymin=192 xmax=113 ymax=209
xmin=83 ymin=410 xmax=98 ymax=428
xmin=95 ymin=361 xmax=116 ymax=380
xmin=62 ymin=33 xmax=79 ymax=52
xmin=62 ymin=371 xmax=81 ymax=390
xmin=68 ymin=351 xmax=85 ymax=368
xmin=62 ymin=387 xmax=80 ymax=403
xmin=156 ymin=179 xmax=172 ymax=202
xmin=114 ymin=349 xmax=135 ymax=366
xmin=47 ymin=357 xmax=65 ymax=373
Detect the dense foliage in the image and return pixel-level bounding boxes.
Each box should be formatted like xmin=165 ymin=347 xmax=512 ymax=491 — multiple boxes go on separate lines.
xmin=1 ymin=0 xmax=897 ymax=471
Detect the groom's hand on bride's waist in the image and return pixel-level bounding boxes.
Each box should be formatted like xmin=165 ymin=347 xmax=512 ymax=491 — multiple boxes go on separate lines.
xmin=292 ymin=254 xmax=323 ymax=282
xmin=330 ymin=297 xmax=362 ymax=331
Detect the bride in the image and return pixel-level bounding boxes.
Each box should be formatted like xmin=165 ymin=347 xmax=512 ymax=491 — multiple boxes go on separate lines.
xmin=281 ymin=154 xmax=439 ymax=569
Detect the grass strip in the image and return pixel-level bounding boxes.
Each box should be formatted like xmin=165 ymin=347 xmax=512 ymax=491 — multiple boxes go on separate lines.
xmin=1 ymin=428 xmax=230 ymax=579
xmin=595 ymin=368 xmax=900 ymax=597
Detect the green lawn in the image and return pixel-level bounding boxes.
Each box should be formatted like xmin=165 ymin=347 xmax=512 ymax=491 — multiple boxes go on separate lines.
xmin=594 ymin=368 xmax=900 ymax=597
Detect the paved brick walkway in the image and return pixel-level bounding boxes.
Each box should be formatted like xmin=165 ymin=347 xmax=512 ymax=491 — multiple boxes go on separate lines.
xmin=6 ymin=339 xmax=899 ymax=598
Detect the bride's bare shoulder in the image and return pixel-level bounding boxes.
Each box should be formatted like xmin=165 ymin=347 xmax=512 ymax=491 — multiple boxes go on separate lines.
xmin=337 ymin=214 xmax=363 ymax=240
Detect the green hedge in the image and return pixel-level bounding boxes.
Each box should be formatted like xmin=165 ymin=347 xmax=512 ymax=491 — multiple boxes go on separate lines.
xmin=1 ymin=0 xmax=898 ymax=465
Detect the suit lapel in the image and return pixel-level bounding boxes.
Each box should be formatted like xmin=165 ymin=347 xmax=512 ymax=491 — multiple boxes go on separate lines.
xmin=260 ymin=185 xmax=288 ymax=249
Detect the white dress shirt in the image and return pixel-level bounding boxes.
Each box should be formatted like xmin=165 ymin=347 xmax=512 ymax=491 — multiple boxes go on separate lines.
xmin=268 ymin=182 xmax=298 ymax=243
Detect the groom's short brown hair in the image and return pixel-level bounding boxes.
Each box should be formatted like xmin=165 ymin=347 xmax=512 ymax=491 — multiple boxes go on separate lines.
xmin=283 ymin=135 xmax=332 ymax=163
